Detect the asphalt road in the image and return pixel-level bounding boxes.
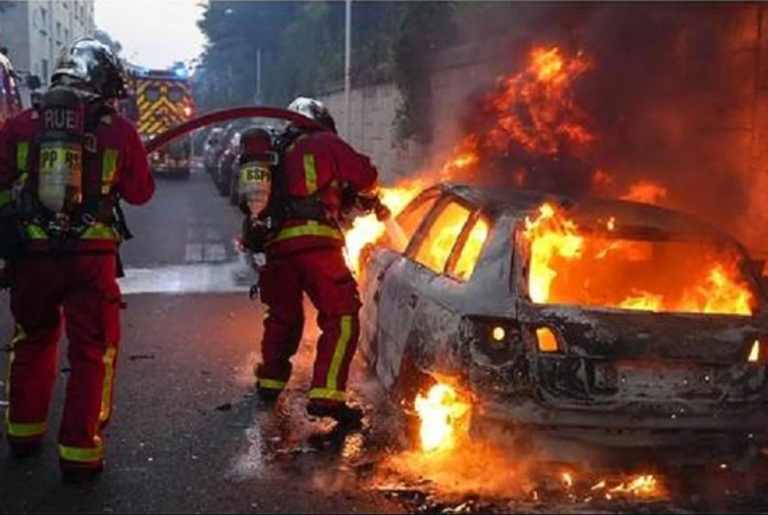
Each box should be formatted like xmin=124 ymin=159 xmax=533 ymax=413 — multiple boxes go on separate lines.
xmin=4 ymin=169 xmax=768 ymax=514
xmin=0 ymin=169 xmax=402 ymax=514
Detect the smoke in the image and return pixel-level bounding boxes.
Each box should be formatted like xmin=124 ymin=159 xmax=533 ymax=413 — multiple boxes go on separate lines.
xmin=446 ymin=3 xmax=765 ymax=248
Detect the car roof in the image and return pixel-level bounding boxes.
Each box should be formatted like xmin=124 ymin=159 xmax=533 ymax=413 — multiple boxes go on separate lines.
xmin=435 ymin=183 xmax=741 ymax=246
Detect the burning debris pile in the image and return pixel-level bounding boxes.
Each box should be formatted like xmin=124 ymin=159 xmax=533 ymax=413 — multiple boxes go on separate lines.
xmin=375 ymin=383 xmax=667 ymax=512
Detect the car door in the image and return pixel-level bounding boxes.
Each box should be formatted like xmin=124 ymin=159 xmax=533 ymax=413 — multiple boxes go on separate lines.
xmin=375 ymin=195 xmax=477 ymax=391
xmin=360 ymin=190 xmax=440 ymax=387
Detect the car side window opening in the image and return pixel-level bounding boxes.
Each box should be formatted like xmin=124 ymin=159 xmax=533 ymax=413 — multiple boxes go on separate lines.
xmin=447 ymin=215 xmax=491 ymax=282
xmin=412 ymin=200 xmax=473 ymax=274
xmin=392 ymin=194 xmax=439 ymax=253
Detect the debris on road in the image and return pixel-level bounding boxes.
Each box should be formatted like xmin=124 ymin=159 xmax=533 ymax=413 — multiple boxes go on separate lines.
xmin=215 ymin=402 xmax=233 ymax=412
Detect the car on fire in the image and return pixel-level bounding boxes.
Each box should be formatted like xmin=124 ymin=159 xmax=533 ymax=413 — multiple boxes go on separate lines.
xmin=359 ymin=183 xmax=768 ymax=466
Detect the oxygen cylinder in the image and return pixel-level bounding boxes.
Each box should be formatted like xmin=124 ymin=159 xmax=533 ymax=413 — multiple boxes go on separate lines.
xmin=37 ymin=87 xmax=85 ymax=214
xmin=237 ymin=128 xmax=276 ymax=217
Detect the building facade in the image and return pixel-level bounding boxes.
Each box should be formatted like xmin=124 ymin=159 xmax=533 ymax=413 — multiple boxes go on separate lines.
xmin=0 ymin=0 xmax=95 ymax=87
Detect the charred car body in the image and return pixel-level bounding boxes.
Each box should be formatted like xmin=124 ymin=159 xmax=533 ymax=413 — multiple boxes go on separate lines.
xmin=359 ymin=183 xmax=768 ymax=465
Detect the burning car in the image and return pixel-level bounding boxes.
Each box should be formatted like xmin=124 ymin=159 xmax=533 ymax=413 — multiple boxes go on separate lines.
xmin=358 ymin=182 xmax=768 ymax=465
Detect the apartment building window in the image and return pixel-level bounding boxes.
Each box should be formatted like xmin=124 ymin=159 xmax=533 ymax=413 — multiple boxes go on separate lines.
xmin=57 ymin=22 xmax=62 ymax=38
xmin=65 ymin=28 xmax=70 ymax=44
xmin=41 ymin=8 xmax=48 ymax=27
xmin=42 ymin=59 xmax=49 ymax=84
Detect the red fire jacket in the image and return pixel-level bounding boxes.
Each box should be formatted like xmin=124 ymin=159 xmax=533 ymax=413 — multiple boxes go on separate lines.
xmin=0 ymin=106 xmax=154 ymax=253
xmin=267 ymin=130 xmax=379 ymax=256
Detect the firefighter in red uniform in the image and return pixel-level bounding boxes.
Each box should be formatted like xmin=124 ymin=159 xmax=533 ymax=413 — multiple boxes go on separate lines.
xmin=251 ymin=97 xmax=383 ymax=424
xmin=0 ymin=39 xmax=154 ymax=481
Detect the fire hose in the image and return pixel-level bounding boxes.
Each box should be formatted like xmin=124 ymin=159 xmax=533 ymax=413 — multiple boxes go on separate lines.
xmin=144 ymin=105 xmax=393 ymax=222
xmin=143 ymin=105 xmax=399 ymax=288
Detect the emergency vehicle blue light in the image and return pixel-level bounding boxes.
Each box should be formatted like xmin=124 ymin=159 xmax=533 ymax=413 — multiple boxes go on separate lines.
xmin=174 ymin=68 xmax=188 ymax=79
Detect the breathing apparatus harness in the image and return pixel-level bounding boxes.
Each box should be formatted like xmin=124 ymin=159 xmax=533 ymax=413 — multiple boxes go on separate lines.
xmin=13 ymin=86 xmax=133 ymax=253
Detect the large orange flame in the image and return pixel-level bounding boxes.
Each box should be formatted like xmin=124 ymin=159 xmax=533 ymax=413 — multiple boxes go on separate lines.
xmin=442 ymin=46 xmax=593 ymax=182
xmin=523 ymin=202 xmax=754 ymax=315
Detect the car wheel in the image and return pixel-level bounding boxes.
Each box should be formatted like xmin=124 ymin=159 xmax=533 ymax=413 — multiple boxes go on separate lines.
xmin=390 ymin=348 xmax=435 ymax=451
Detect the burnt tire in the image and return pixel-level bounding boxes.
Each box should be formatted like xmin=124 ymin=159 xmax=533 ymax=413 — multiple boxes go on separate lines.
xmin=390 ymin=348 xmax=435 ymax=451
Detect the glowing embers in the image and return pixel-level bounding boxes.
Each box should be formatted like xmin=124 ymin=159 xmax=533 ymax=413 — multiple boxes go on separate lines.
xmin=523 ymin=202 xmax=754 ymax=315
xmin=414 ymin=383 xmax=470 ymax=453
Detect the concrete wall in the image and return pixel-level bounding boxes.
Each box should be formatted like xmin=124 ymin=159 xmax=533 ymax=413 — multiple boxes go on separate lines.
xmin=321 ymin=81 xmax=425 ymax=183
xmin=319 ymin=34 xmax=524 ymax=182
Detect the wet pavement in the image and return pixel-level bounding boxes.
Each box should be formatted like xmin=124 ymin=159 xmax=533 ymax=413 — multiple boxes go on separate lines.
xmin=0 ymin=169 xmax=400 ymax=513
xmin=3 ymin=169 xmax=768 ymax=514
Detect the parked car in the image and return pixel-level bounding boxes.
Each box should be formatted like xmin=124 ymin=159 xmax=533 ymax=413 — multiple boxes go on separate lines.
xmin=203 ymin=127 xmax=225 ymax=175
xmin=359 ymin=183 xmax=768 ymax=466
xmin=215 ymin=129 xmax=241 ymax=197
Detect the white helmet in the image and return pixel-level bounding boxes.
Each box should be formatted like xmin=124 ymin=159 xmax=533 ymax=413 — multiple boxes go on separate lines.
xmin=287 ymin=97 xmax=337 ymax=132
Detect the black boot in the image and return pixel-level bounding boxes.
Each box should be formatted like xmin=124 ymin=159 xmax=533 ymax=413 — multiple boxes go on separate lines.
xmin=307 ymin=401 xmax=364 ymax=427
xmin=61 ymin=462 xmax=104 ymax=484
xmin=7 ymin=440 xmax=43 ymax=460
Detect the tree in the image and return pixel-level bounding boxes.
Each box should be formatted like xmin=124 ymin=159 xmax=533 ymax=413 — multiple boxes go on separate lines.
xmin=194 ymin=1 xmax=456 ymax=144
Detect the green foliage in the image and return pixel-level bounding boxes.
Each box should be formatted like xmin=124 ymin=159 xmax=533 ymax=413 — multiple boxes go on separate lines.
xmin=195 ymin=1 xmax=456 ymax=145
xmin=392 ymin=3 xmax=456 ymax=145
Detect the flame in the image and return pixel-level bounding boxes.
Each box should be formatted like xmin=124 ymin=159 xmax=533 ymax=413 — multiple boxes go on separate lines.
xmin=621 ymin=180 xmax=668 ymax=205
xmin=591 ymin=475 xmax=660 ymax=498
xmin=343 ymin=180 xmax=425 ymax=274
xmin=442 ymin=46 xmax=593 ymax=181
xmin=414 ymin=383 xmax=470 ymax=453
xmin=523 ymin=203 xmax=585 ymax=303
xmin=523 ymin=202 xmax=754 ymax=315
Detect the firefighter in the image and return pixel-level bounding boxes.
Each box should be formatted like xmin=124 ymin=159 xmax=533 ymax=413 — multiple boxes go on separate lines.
xmin=0 ymin=39 xmax=154 ymax=481
xmin=251 ymin=97 xmax=382 ymax=425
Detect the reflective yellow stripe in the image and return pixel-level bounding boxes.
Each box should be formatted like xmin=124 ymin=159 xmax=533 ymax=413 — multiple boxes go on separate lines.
xmin=59 ymin=439 xmax=104 ymax=463
xmin=81 ymin=224 xmax=119 ymax=240
xmin=101 ymin=149 xmax=119 ymax=195
xmin=273 ymin=222 xmax=343 ymax=243
xmin=7 ymin=421 xmax=47 ymax=438
xmin=17 ymin=142 xmax=28 ymax=172
xmin=304 ymin=154 xmax=317 ymax=195
xmin=25 ymin=223 xmax=119 ymax=241
xmin=0 ymin=189 xmax=10 ymax=207
xmin=308 ymin=388 xmax=346 ymax=402
xmin=5 ymin=325 xmax=28 ymax=437
xmin=258 ymin=378 xmax=287 ymax=391
xmin=99 ymin=346 xmax=117 ymax=423
xmin=24 ymin=225 xmax=48 ymax=240
xmin=327 ymin=315 xmax=352 ymax=391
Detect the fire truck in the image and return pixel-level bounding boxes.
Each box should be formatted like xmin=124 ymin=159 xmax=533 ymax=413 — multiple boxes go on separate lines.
xmin=121 ymin=62 xmax=195 ymax=177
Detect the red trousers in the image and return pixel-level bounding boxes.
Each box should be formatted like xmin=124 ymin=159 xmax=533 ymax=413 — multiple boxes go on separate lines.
xmin=5 ymin=254 xmax=121 ymax=470
xmin=256 ymin=247 xmax=361 ymax=404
